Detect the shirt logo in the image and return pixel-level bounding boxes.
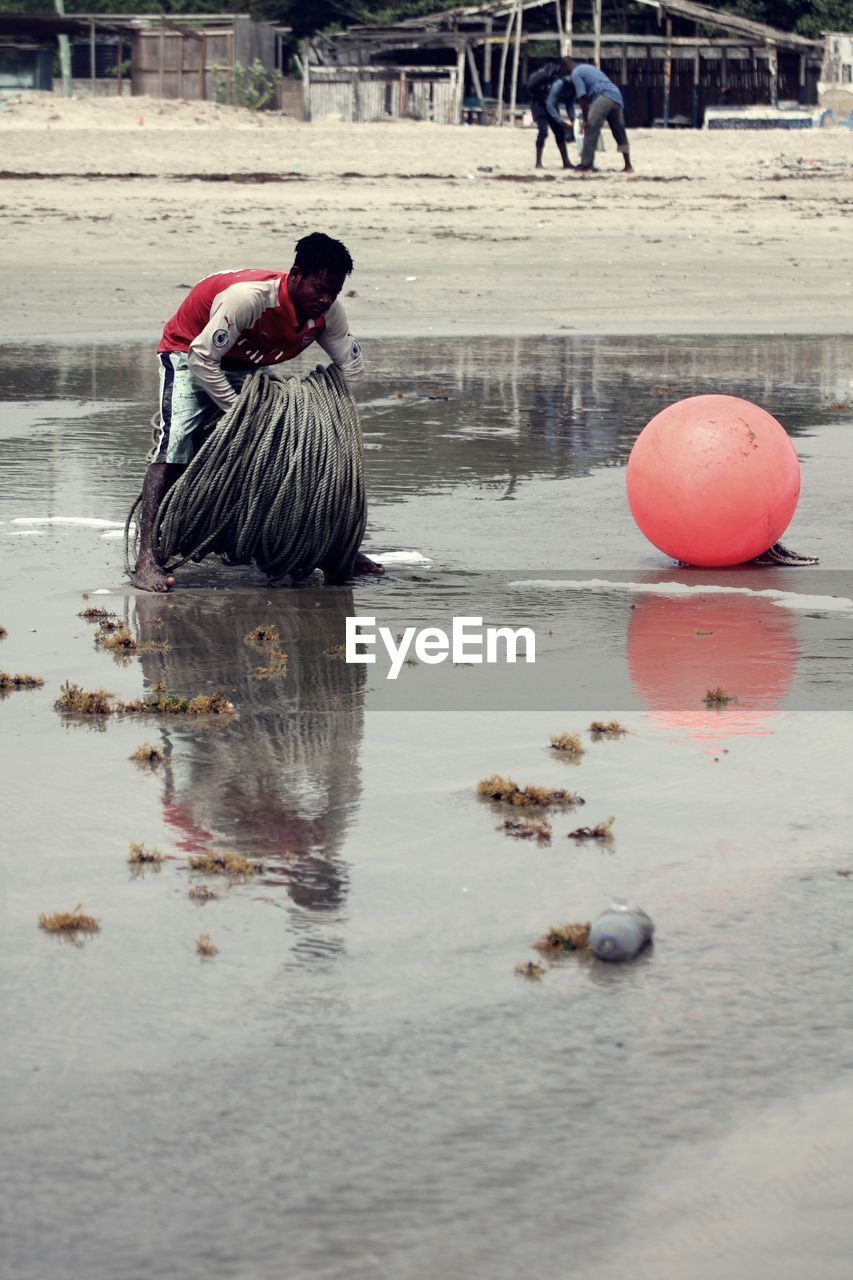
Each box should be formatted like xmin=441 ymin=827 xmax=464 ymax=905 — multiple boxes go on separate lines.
xmin=212 ymin=329 xmax=230 ymax=348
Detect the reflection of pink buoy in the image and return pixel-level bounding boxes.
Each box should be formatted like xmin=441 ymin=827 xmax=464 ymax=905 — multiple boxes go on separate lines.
xmin=626 ymin=592 xmax=796 ymax=744
xmin=626 ymin=395 xmax=801 ymax=567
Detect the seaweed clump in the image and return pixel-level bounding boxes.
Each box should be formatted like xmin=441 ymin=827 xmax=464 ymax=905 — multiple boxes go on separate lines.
xmin=55 ymin=681 xmax=113 ymax=714
xmin=244 ymin=624 xmax=287 ymax=679
xmin=56 ymin=681 xmax=235 ymax=718
xmin=188 ymin=850 xmax=259 ymax=881
xmin=0 ymin=625 xmax=7 ymax=639
xmin=130 ymin=743 xmax=165 ymax=768
xmin=128 ymin=841 xmax=163 ymax=867
xmin=189 ymin=884 xmax=219 ymax=903
xmin=704 ymin=687 xmax=737 ymax=706
xmin=38 ymin=904 xmax=100 ymax=938
xmin=79 ymin=606 xmax=116 ymax=623
xmin=532 ymin=921 xmax=591 ymax=954
xmin=501 ymin=816 xmax=552 ymax=843
xmin=550 ymin=732 xmax=584 ymax=759
xmin=122 ymin=687 xmax=235 ymax=716
xmin=589 ymin=720 xmax=628 ymax=738
xmin=567 ymin=817 xmax=615 ymax=842
xmin=195 ymin=933 xmax=219 ymax=958
xmin=0 ymin=672 xmax=44 ymax=690
xmin=514 ymin=961 xmax=545 ymax=981
xmin=477 ymin=775 xmax=583 ymax=809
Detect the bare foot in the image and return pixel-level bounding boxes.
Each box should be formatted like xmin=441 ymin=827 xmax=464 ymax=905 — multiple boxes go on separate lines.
xmin=131 ymin=558 xmax=175 ymax=592
xmin=623 ymin=164 xmax=635 ymax=174
xmin=353 ymin=551 xmax=384 ymax=576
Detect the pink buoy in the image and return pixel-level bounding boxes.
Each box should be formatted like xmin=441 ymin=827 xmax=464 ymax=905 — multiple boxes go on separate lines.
xmin=626 ymin=394 xmax=801 ymax=567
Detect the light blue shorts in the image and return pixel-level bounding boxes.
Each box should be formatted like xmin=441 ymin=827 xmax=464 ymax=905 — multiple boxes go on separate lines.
xmin=149 ymin=352 xmax=254 ymax=465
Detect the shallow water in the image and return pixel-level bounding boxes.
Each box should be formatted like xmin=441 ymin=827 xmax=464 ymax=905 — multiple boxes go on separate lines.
xmin=2 ymin=335 xmax=853 ymax=1280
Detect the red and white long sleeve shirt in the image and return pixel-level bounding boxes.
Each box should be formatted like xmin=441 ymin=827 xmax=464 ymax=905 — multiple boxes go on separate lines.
xmin=158 ymin=269 xmax=365 ymax=411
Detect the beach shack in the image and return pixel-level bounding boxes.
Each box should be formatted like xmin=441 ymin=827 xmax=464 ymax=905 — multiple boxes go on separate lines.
xmin=302 ymin=0 xmax=823 ymax=128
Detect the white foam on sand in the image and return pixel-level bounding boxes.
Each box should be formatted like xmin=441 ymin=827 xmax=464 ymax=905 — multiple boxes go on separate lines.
xmin=5 ymin=529 xmax=47 ymax=537
xmin=101 ymin=529 xmax=132 ymax=540
xmin=508 ymin=577 xmax=853 ymax=613
xmin=376 ymin=551 xmax=433 ymax=566
xmin=10 ymin=516 xmax=125 ymax=529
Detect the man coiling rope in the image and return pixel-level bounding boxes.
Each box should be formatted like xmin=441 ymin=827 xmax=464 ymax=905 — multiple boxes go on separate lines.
xmin=125 ymin=364 xmax=366 ymax=583
xmin=129 ymin=231 xmax=383 ymax=592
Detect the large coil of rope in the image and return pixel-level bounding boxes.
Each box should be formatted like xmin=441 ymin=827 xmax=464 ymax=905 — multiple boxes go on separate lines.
xmin=126 ymin=364 xmax=366 ymax=582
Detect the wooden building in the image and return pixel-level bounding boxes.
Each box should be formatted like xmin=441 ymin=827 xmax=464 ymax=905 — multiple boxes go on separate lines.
xmin=302 ymin=0 xmax=823 ymax=127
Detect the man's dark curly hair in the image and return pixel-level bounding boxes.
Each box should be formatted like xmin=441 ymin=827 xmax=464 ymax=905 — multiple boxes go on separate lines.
xmin=293 ymin=232 xmax=354 ymax=277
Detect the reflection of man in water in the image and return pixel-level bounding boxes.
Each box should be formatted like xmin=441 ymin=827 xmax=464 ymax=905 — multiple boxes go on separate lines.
xmin=132 ymin=232 xmax=384 ymax=593
xmin=132 ymin=590 xmax=365 ymax=936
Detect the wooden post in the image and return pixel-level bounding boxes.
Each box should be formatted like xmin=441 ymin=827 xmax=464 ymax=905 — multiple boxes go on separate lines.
xmin=117 ymin=37 xmax=123 ymax=96
xmin=200 ymin=32 xmax=206 ymax=100
xmin=53 ymin=0 xmax=73 ymax=98
xmin=89 ymin=19 xmax=96 ymax=94
xmin=454 ymin=44 xmax=465 ymax=123
xmin=662 ymin=11 xmax=672 ymax=127
xmin=465 ymin=41 xmax=486 ymax=115
xmin=399 ymin=68 xmax=406 ymax=115
xmin=692 ymin=41 xmax=700 ymax=126
xmin=178 ymin=33 xmax=184 ymax=100
xmin=496 ymin=6 xmax=516 ymax=126
xmin=564 ymin=0 xmax=573 ymax=56
xmin=158 ymin=15 xmax=165 ymax=99
xmin=798 ymin=52 xmax=806 ymax=105
xmin=593 ymin=0 xmax=601 ymax=67
xmin=767 ymin=40 xmax=778 ymax=107
xmin=509 ymin=0 xmax=522 ymax=126
xmin=302 ymin=40 xmax=311 ymax=122
xmin=554 ymin=0 xmax=564 ymax=55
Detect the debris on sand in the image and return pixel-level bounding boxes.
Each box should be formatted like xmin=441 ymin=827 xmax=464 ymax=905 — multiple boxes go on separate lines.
xmin=0 ymin=625 xmax=7 ymax=639
xmin=38 ymin=904 xmax=100 ymax=937
xmin=188 ymin=850 xmax=259 ymax=881
xmin=56 ymin=682 xmax=235 ymax=718
xmin=0 ymin=672 xmax=44 ymax=690
xmin=94 ymin=619 xmax=170 ymax=655
xmin=589 ymin=720 xmax=628 ymax=738
xmin=195 ymin=933 xmax=218 ymax=958
xmin=514 ymin=961 xmax=545 ymax=980
xmin=189 ymin=884 xmax=219 ymax=903
xmin=244 ymin=624 xmax=287 ymax=678
xmin=533 ymin=921 xmax=591 ymax=953
xmin=130 ymin=742 xmax=165 ymax=767
xmin=79 ymin=607 xmax=117 ymax=623
xmin=128 ymin=841 xmax=163 ymax=867
xmin=121 ymin=688 xmax=236 ymax=716
xmin=501 ymin=816 xmax=552 ymax=843
xmin=477 ymin=774 xmax=583 ymax=809
xmin=324 ymin=643 xmax=346 ymax=661
xmin=567 ymin=817 xmax=615 ymax=842
xmin=55 ymin=681 xmax=113 ymax=714
xmin=550 ymin=731 xmax=584 ymax=758
xmin=704 ymin=687 xmax=737 ymax=706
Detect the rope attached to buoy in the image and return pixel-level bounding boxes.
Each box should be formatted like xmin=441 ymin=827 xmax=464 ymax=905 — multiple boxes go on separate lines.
xmin=126 ymin=365 xmax=366 ymax=581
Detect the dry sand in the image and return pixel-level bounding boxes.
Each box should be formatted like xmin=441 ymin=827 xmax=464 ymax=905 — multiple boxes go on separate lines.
xmin=1 ymin=90 xmax=851 ymax=343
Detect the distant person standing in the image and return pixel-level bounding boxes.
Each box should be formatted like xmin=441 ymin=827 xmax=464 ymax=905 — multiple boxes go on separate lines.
xmin=565 ymin=57 xmax=634 ymax=174
xmin=525 ymin=61 xmax=575 ymax=170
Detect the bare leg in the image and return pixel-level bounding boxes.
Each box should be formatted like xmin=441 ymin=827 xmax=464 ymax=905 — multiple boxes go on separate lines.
xmin=131 ymin=461 xmax=184 ymax=592
xmin=535 ymin=143 xmax=544 ymax=169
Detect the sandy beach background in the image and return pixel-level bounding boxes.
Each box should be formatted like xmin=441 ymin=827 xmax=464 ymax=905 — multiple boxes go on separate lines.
xmin=1 ymin=91 xmax=851 ymax=342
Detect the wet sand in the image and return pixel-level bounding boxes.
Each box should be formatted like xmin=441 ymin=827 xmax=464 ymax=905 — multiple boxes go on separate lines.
xmin=0 ymin=94 xmax=852 ymax=341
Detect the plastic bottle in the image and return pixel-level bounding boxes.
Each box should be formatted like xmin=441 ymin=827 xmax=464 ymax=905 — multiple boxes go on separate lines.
xmin=589 ymin=898 xmax=654 ymax=962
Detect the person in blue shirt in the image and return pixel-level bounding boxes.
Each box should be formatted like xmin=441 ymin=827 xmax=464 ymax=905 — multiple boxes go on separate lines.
xmin=528 ymin=64 xmax=576 ymax=170
xmin=565 ymin=58 xmax=634 ymax=173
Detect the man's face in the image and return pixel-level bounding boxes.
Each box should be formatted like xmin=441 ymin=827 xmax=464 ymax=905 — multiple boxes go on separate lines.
xmin=289 ymin=267 xmax=347 ymax=320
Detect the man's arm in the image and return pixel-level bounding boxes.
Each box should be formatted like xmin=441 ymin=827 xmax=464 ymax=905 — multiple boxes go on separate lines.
xmin=187 ymin=282 xmax=270 ymax=411
xmin=316 ymin=299 xmax=365 ymax=391
xmin=570 ymin=68 xmax=591 ymax=123
xmin=544 ymin=78 xmax=565 ymax=126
